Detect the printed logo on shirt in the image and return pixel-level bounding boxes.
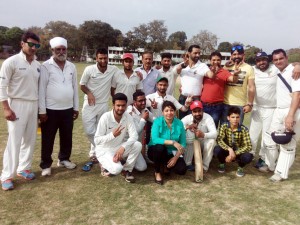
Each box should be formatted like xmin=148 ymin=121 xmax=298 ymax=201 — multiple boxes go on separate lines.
xmin=37 ymin=68 xmax=40 ymax=73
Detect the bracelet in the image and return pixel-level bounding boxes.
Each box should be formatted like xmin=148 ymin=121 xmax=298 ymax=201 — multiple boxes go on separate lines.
xmin=244 ymin=104 xmax=253 ymax=108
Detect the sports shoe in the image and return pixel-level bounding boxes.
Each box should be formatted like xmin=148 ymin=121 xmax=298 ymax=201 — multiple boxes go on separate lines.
xmin=17 ymin=170 xmax=36 ymax=180
xmin=259 ymin=165 xmax=270 ymax=173
xmin=236 ymin=167 xmax=245 ymax=177
xmin=269 ymin=173 xmax=283 ymax=182
xmin=41 ymin=168 xmax=51 ymax=176
xmin=57 ymin=160 xmax=76 ymax=169
xmin=254 ymin=158 xmax=265 ymax=169
xmin=2 ymin=179 xmax=14 ymax=191
xmin=124 ymin=171 xmax=135 ymax=183
xmin=186 ymin=165 xmax=195 ymax=171
xmin=218 ymin=164 xmax=225 ymax=173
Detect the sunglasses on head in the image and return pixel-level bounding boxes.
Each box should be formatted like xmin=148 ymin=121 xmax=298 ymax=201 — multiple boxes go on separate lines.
xmin=231 ymin=45 xmax=243 ymax=52
xmin=25 ymin=41 xmax=40 ymax=49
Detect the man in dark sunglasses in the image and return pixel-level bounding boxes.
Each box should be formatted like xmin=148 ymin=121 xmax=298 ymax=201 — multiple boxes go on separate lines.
xmin=0 ymin=31 xmax=41 ymax=191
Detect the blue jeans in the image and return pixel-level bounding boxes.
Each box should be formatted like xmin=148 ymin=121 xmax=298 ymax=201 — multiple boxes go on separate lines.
xmin=220 ymin=104 xmax=245 ymax=125
xmin=203 ymin=103 xmax=224 ymax=128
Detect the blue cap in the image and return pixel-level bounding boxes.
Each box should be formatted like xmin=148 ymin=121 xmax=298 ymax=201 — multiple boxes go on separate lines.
xmin=271 ymin=131 xmax=295 ymax=144
xmin=255 ymin=52 xmax=269 ymax=60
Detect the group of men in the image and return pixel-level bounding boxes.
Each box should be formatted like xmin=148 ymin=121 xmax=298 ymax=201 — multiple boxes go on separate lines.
xmin=1 ymin=31 xmax=300 ymax=190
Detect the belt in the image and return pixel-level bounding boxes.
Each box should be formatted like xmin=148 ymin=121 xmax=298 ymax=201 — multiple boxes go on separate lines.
xmin=202 ymin=101 xmax=223 ymax=106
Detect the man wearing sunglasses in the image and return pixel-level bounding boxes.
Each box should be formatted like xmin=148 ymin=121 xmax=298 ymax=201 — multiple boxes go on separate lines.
xmin=221 ymin=45 xmax=255 ymax=124
xmin=0 ymin=31 xmax=40 ymax=191
xmin=38 ymin=37 xmax=79 ymax=176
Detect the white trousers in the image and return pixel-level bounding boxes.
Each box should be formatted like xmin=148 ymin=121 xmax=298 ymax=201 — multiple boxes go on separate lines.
xmin=184 ymin=138 xmax=216 ymax=171
xmin=82 ymin=100 xmax=108 ymax=157
xmin=134 ymin=153 xmax=147 ymax=171
xmin=249 ymin=106 xmax=275 ymax=158
xmin=95 ymin=141 xmax=142 ymax=174
xmin=1 ymin=99 xmax=38 ymax=182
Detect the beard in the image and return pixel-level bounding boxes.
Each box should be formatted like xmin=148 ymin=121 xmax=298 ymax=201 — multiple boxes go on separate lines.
xmin=55 ymin=53 xmax=67 ymax=62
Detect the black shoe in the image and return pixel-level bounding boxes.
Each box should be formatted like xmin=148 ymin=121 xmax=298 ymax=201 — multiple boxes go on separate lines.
xmin=154 ymin=172 xmax=163 ymax=185
xmin=124 ymin=171 xmax=135 ymax=183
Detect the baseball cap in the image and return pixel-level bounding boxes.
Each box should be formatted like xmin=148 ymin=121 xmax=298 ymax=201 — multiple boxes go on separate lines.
xmin=271 ymin=131 xmax=295 ymax=144
xmin=123 ymin=53 xmax=134 ymax=60
xmin=156 ymin=76 xmax=168 ymax=83
xmin=255 ymin=52 xmax=269 ymax=61
xmin=190 ymin=101 xmax=203 ymax=111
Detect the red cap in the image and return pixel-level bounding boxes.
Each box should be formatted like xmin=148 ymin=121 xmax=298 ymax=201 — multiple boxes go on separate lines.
xmin=123 ymin=53 xmax=134 ymax=60
xmin=190 ymin=101 xmax=203 ymax=110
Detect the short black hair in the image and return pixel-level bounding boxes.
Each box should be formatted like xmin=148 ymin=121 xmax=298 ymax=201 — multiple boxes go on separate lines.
xmin=272 ymin=49 xmax=287 ymax=57
xmin=96 ymin=48 xmax=108 ymax=56
xmin=161 ymin=52 xmax=172 ymax=59
xmin=112 ymin=93 xmax=127 ymax=104
xmin=22 ymin=31 xmax=40 ymax=42
xmin=162 ymin=100 xmax=176 ymax=111
xmin=133 ymin=90 xmax=145 ymax=101
xmin=210 ymin=51 xmax=222 ymax=60
xmin=188 ymin=45 xmax=200 ymax=53
xmin=142 ymin=51 xmax=153 ymax=58
xmin=227 ymin=106 xmax=241 ymax=116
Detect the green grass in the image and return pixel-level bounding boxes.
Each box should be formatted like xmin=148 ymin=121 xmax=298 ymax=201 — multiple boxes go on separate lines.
xmin=0 ymin=60 xmax=300 ymax=225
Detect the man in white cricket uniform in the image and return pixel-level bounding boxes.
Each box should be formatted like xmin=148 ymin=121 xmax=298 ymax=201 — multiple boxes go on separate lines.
xmin=0 ymin=32 xmax=41 ymax=191
xmin=181 ymin=101 xmax=217 ymax=171
xmin=39 ymin=37 xmax=79 ymax=176
xmin=94 ymin=93 xmax=141 ymax=183
xmin=262 ymin=49 xmax=300 ymax=182
xmin=80 ymin=48 xmax=119 ymax=161
xmin=111 ymin=53 xmax=142 ymax=105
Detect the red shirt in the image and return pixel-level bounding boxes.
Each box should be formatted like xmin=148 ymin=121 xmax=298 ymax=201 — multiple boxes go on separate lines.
xmin=201 ymin=68 xmax=232 ymax=103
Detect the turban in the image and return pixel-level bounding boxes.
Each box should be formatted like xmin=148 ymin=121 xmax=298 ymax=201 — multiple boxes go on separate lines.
xmin=50 ymin=37 xmax=67 ymax=48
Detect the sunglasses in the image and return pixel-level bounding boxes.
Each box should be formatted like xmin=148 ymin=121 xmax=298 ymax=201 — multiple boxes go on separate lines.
xmin=25 ymin=41 xmax=40 ymax=49
xmin=231 ymin=45 xmax=244 ymax=52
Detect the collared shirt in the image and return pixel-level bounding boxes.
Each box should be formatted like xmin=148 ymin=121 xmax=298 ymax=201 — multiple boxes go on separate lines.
xmin=146 ymin=92 xmax=183 ymax=118
xmin=148 ymin=116 xmax=186 ymax=154
xmin=39 ymin=57 xmax=79 ymax=113
xmin=158 ymin=66 xmax=178 ymax=95
xmin=135 ymin=66 xmax=160 ymax=96
xmin=80 ymin=64 xmax=118 ymax=104
xmin=0 ymin=51 xmax=40 ymax=101
xmin=179 ymin=61 xmax=210 ymax=96
xmin=94 ymin=110 xmax=138 ymax=151
xmin=217 ymin=122 xmax=252 ymax=155
xmin=112 ymin=70 xmax=143 ymax=105
xmin=181 ymin=113 xmax=217 ymax=142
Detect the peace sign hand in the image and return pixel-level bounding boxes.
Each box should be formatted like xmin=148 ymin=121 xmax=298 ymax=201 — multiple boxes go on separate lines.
xmin=113 ymin=125 xmax=125 ymax=137
xmin=149 ymin=98 xmax=158 ymax=109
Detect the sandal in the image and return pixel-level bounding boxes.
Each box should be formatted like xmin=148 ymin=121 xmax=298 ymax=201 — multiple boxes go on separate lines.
xmin=82 ymin=161 xmax=93 ymax=172
xmin=90 ymin=156 xmax=99 ymax=164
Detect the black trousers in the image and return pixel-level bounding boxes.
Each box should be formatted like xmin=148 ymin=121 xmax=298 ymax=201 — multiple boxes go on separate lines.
xmin=40 ymin=108 xmax=74 ymax=169
xmin=148 ymin=144 xmax=187 ymax=175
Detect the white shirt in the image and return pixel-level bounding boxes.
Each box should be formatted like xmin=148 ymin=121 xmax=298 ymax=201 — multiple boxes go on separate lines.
xmin=112 ymin=70 xmax=143 ymax=105
xmin=39 ymin=57 xmax=79 ymax=113
xmin=180 ymin=61 xmax=210 ymax=96
xmin=94 ymin=110 xmax=138 ymax=150
xmin=135 ymin=67 xmax=160 ymax=96
xmin=253 ymin=64 xmax=277 ymax=108
xmin=0 ymin=51 xmax=40 ymax=101
xmin=80 ymin=64 xmax=118 ymax=104
xmin=158 ymin=66 xmax=178 ymax=95
xmin=146 ymin=92 xmax=183 ymax=118
xmin=181 ymin=113 xmax=217 ymax=142
xmin=277 ymin=64 xmax=300 ymax=108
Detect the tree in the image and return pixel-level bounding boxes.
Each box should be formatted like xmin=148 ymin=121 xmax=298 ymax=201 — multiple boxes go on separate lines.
xmin=5 ymin=27 xmax=24 ymax=51
xmin=287 ymin=48 xmax=300 ymax=63
xmin=244 ymin=45 xmax=261 ymax=65
xmin=167 ymin=31 xmax=187 ymax=50
xmin=187 ymin=30 xmax=218 ymax=55
xmin=217 ymin=42 xmax=232 ymax=52
xmin=0 ymin=26 xmax=9 ymax=46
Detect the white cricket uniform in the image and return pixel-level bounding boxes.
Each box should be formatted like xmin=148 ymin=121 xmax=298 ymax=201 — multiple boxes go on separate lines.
xmin=80 ymin=64 xmax=119 ymax=157
xmin=263 ymin=64 xmax=300 ymax=179
xmin=112 ymin=70 xmax=143 ymax=105
xmin=181 ymin=113 xmax=217 ymax=171
xmin=249 ymin=65 xmax=277 ymax=158
xmin=146 ymin=92 xmax=183 ymax=118
xmin=94 ymin=110 xmax=142 ymax=174
xmin=0 ymin=51 xmax=40 ymax=182
xmin=158 ymin=66 xmax=178 ymax=96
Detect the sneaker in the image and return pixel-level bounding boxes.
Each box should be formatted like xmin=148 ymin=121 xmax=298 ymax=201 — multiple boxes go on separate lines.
xmin=2 ymin=179 xmax=14 ymax=191
xmin=218 ymin=164 xmax=225 ymax=173
xmin=41 ymin=168 xmax=51 ymax=176
xmin=17 ymin=170 xmax=36 ymax=180
xmin=269 ymin=173 xmax=283 ymax=182
xmin=254 ymin=158 xmax=265 ymax=169
xmin=101 ymin=166 xmax=111 ymax=177
xmin=259 ymin=165 xmax=270 ymax=173
xmin=186 ymin=165 xmax=195 ymax=171
xmin=124 ymin=171 xmax=135 ymax=183
xmin=57 ymin=160 xmax=76 ymax=169
xmin=236 ymin=167 xmax=245 ymax=177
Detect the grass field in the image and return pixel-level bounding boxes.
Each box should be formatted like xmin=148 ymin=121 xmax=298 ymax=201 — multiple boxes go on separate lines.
xmin=0 ymin=61 xmax=300 ymax=225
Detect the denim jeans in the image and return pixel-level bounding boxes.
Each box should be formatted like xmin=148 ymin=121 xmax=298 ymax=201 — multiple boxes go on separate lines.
xmin=203 ymin=103 xmax=224 ymax=128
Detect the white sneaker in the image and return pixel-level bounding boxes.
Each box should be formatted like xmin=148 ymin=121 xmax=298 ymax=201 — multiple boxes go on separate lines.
xmin=41 ymin=168 xmax=51 ymax=176
xmin=269 ymin=173 xmax=283 ymax=182
xmin=57 ymin=160 xmax=76 ymax=169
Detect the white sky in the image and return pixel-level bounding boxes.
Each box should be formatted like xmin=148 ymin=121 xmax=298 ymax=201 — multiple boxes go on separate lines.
xmin=1 ymin=0 xmax=299 ymax=53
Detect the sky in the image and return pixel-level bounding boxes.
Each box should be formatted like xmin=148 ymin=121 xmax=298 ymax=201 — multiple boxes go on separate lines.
xmin=0 ymin=0 xmax=299 ymax=53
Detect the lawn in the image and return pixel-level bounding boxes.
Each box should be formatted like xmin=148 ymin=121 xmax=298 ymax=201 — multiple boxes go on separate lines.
xmin=0 ymin=60 xmax=299 ymax=225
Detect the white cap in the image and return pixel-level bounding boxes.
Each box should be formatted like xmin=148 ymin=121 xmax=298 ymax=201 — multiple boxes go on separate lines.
xmin=50 ymin=37 xmax=67 ymax=48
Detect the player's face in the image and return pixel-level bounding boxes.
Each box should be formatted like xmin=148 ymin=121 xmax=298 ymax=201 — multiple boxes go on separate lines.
xmin=272 ymin=53 xmax=289 ymax=71
xmin=231 ymin=51 xmax=244 ymax=64
xmin=161 ymin=58 xmax=171 ymax=69
xmin=96 ymin=54 xmax=108 ymax=68
xmin=227 ymin=113 xmax=240 ymax=127
xmin=123 ymin=58 xmax=134 ymax=71
xmin=156 ymin=81 xmax=168 ymax=94
xmin=192 ymin=108 xmax=203 ymax=121
xmin=52 ymin=45 xmax=67 ymax=62
xmin=142 ymin=53 xmax=153 ymax=69
xmin=162 ymin=106 xmax=175 ymax=121
xmin=210 ymin=55 xmax=221 ymax=67
xmin=113 ymin=100 xmax=127 ymax=116
xmin=255 ymin=58 xmax=269 ymax=71
xmin=21 ymin=38 xmax=39 ymax=57
xmin=189 ymin=47 xmax=201 ymax=63
xmin=134 ymin=95 xmax=146 ymax=110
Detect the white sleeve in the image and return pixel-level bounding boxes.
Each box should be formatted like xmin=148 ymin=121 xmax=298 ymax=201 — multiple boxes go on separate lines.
xmin=79 ymin=66 xmax=90 ymax=85
xmin=203 ymin=116 xmax=218 ymax=139
xmin=38 ymin=64 xmax=49 ymax=114
xmin=121 ymin=116 xmax=139 ymax=150
xmin=72 ymin=65 xmax=79 ymax=111
xmin=94 ymin=114 xmax=115 ymax=145
xmin=0 ymin=59 xmax=13 ymax=101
